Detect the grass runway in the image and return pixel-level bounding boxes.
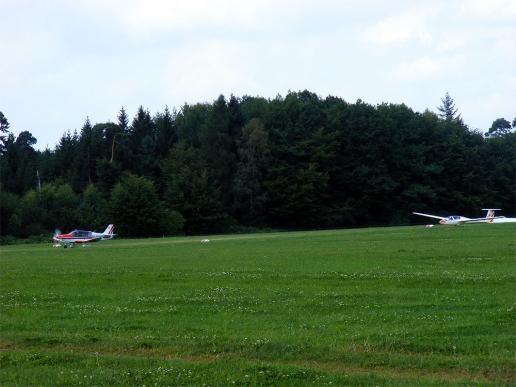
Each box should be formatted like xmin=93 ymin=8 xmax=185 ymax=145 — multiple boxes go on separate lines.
xmin=1 ymin=224 xmax=515 ymax=385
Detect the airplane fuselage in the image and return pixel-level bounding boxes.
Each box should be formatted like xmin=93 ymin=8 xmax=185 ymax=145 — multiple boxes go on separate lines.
xmin=439 ymin=216 xmax=471 ymax=225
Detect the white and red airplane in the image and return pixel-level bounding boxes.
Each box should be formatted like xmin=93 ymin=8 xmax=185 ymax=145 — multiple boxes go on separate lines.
xmin=413 ymin=209 xmax=516 ymax=225
xmin=53 ymin=224 xmax=116 ymax=247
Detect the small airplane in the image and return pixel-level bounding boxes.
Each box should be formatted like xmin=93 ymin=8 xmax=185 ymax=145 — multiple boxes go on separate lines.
xmin=412 ymin=209 xmax=516 ymax=225
xmin=53 ymin=224 xmax=116 ymax=247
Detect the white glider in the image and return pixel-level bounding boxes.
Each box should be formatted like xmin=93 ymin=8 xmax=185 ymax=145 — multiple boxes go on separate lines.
xmin=412 ymin=209 xmax=516 ymax=225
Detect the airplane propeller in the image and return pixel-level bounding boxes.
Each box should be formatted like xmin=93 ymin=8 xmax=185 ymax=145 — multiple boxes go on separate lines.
xmin=53 ymin=229 xmax=62 ymax=247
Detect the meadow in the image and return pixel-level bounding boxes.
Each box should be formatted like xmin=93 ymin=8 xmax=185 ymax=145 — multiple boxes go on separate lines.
xmin=0 ymin=224 xmax=515 ymax=386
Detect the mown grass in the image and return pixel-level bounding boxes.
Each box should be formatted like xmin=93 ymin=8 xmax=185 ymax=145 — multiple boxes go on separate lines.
xmin=0 ymin=224 xmax=515 ymax=385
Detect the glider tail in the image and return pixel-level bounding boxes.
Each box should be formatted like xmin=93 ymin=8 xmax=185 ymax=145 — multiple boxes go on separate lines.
xmin=482 ymin=209 xmax=501 ymax=219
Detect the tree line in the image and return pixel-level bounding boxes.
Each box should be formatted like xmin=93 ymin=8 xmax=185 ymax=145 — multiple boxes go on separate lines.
xmin=1 ymin=91 xmax=515 ymax=240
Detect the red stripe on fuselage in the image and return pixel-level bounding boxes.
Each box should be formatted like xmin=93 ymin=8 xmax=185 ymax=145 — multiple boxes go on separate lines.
xmin=54 ymin=236 xmax=100 ymax=243
xmin=73 ymin=238 xmax=98 ymax=243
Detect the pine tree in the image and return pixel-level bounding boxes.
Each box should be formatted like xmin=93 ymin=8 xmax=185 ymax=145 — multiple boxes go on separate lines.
xmin=54 ymin=131 xmax=79 ymax=186
xmin=233 ymin=118 xmax=270 ymax=225
xmin=109 ymin=107 xmax=131 ymax=167
xmin=437 ymin=92 xmax=461 ymax=122
xmin=129 ymin=107 xmax=157 ymax=178
xmin=76 ymin=117 xmax=94 ymax=188
xmin=155 ymin=106 xmax=177 ymax=158
xmin=0 ymin=111 xmax=10 ymax=153
xmin=200 ymin=95 xmax=235 ymax=206
xmin=118 ymin=106 xmax=129 ymax=131
xmin=162 ymin=142 xmax=226 ymax=233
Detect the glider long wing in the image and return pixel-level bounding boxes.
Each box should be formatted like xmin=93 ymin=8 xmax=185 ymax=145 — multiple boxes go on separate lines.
xmin=412 ymin=212 xmax=445 ymax=220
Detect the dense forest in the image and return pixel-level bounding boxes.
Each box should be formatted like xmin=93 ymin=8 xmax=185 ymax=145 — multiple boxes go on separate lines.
xmin=1 ymin=91 xmax=515 ymax=241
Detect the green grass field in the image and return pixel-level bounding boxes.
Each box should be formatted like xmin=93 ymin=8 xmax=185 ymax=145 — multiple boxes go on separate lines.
xmin=1 ymin=225 xmax=515 ymax=386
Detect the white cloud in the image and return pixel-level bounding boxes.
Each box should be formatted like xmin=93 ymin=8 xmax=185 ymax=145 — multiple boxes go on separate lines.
xmin=110 ymin=0 xmax=267 ymax=33
xmin=392 ymin=57 xmax=443 ymax=80
xmin=458 ymin=0 xmax=516 ymax=21
xmin=435 ymin=34 xmax=467 ymax=52
xmin=161 ymin=39 xmax=257 ymax=104
xmin=365 ymin=6 xmax=438 ymax=45
xmin=73 ymin=0 xmax=344 ymax=38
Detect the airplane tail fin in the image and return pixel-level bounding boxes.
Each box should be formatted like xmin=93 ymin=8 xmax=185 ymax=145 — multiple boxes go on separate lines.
xmin=103 ymin=224 xmax=115 ymax=235
xmin=482 ymin=209 xmax=501 ymax=219
xmin=481 ymin=209 xmax=504 ymax=223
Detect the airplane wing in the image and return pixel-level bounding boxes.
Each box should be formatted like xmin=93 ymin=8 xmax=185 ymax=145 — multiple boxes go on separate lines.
xmin=412 ymin=212 xmax=445 ymax=220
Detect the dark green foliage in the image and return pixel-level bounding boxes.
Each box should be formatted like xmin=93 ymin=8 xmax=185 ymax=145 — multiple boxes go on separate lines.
xmin=0 ymin=111 xmax=10 ymax=152
xmin=111 ymin=107 xmax=132 ymax=168
xmin=50 ymin=183 xmax=80 ymax=230
xmin=161 ymin=209 xmax=185 ymax=235
xmin=162 ymin=142 xmax=227 ymax=233
xmin=52 ymin=131 xmax=80 ymax=186
xmin=265 ymin=92 xmax=337 ymax=227
xmin=77 ymin=184 xmax=108 ymax=230
xmin=176 ymin=103 xmax=209 ymax=145
xmin=199 ymin=95 xmax=235 ymax=203
xmin=233 ymin=118 xmax=270 ymax=225
xmin=15 ymin=182 xmax=79 ymax=237
xmin=110 ymin=174 xmax=180 ymax=236
xmin=488 ymin=117 xmax=512 ymax=137
xmin=1 ymin=131 xmax=39 ymax=194
xmin=129 ymin=107 xmax=158 ymax=179
xmin=155 ymin=106 xmax=177 ymax=158
xmin=0 ymin=190 xmax=19 ymax=236
xmin=437 ymin=91 xmax=461 ymax=122
xmin=96 ymin=159 xmax=121 ymax=195
xmin=75 ymin=117 xmax=95 ymax=188
xmin=479 ymin=133 xmax=516 ymax=214
xmin=1 ymin=91 xmax=515 ymax=239
xmin=0 ymin=111 xmax=9 ymax=132
xmin=117 ymin=106 xmax=129 ymax=131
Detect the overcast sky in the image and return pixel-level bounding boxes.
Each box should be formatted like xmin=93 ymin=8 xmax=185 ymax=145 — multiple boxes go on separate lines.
xmin=2 ymin=0 xmax=515 ymax=149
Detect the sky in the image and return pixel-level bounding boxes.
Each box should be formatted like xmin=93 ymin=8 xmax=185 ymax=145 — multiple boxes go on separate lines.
xmin=1 ymin=0 xmax=515 ymax=150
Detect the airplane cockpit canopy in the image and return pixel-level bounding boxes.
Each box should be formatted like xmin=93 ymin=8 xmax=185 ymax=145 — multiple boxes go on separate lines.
xmin=448 ymin=216 xmax=460 ymax=220
xmin=71 ymin=230 xmax=91 ymax=238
